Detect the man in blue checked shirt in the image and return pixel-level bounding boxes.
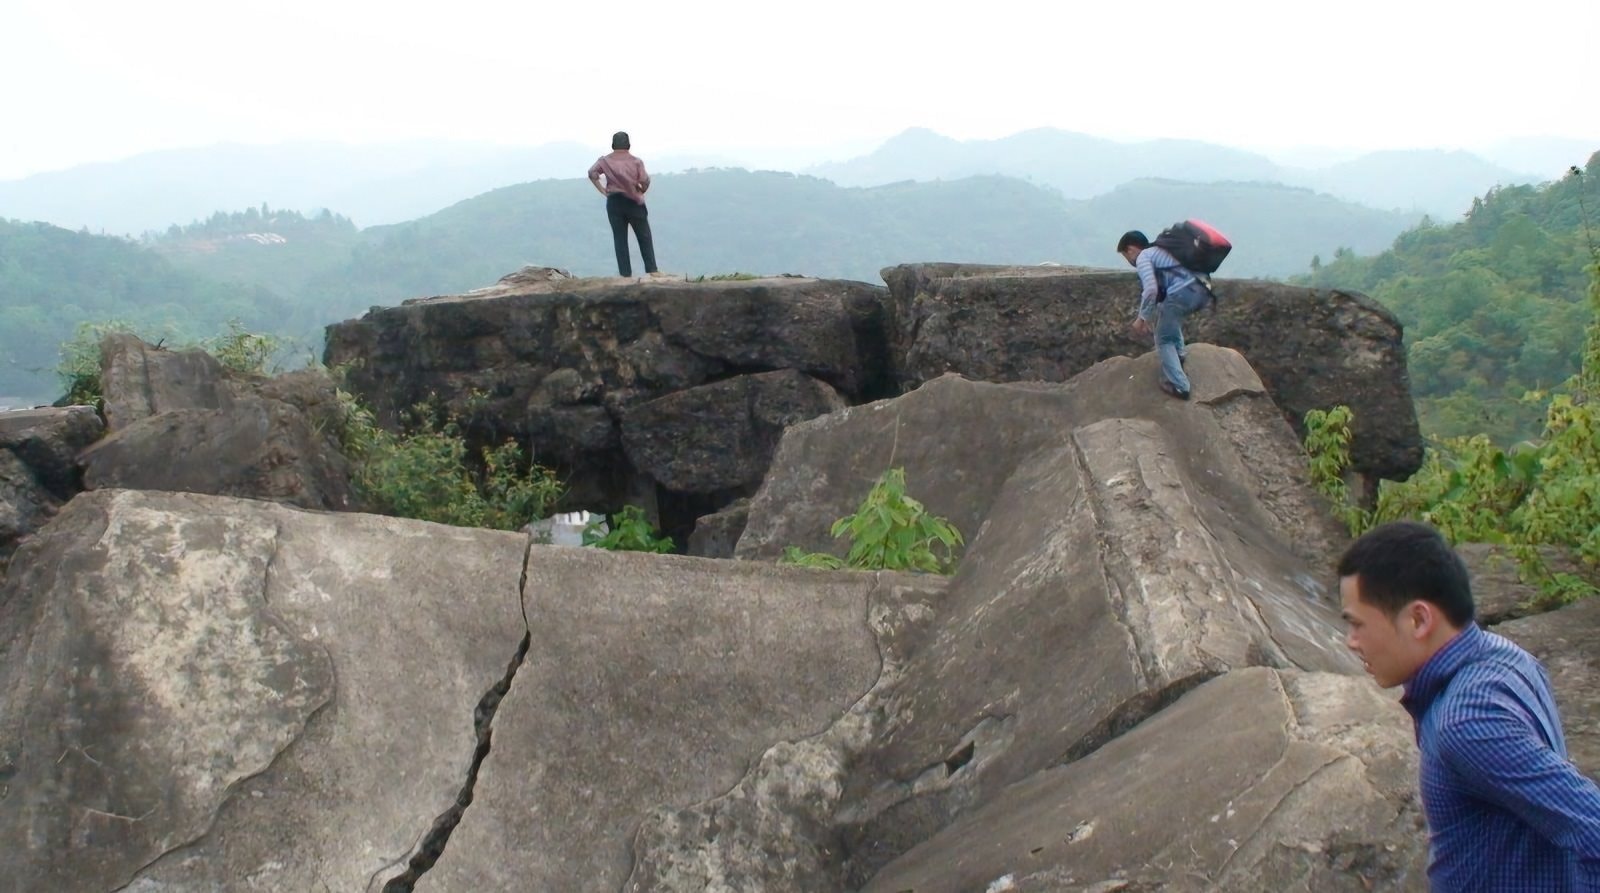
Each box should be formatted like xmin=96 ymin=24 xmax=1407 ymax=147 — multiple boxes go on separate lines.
xmin=1338 ymin=521 xmax=1600 ymax=891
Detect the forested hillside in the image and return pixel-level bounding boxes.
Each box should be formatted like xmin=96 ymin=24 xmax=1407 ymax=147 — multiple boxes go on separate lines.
xmin=0 ymin=219 xmax=295 ymax=402
xmin=1301 ymin=154 xmax=1600 ymax=444
xmin=0 ymin=167 xmax=1444 ymax=403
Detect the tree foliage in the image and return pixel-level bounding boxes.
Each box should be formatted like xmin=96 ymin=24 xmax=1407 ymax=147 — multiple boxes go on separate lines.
xmin=1299 ymin=155 xmax=1600 ymax=444
xmin=1306 ymin=244 xmax=1600 ymax=606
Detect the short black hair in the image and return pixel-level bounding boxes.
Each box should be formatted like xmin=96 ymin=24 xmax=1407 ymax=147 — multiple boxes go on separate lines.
xmin=1116 ymin=230 xmax=1149 ymax=253
xmin=612 ymin=131 xmax=630 ymax=150
xmin=1336 ymin=521 xmax=1475 ymax=625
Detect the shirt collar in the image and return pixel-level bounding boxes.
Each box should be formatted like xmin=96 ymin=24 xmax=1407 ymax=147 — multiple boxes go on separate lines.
xmin=1401 ymin=622 xmax=1484 ymax=720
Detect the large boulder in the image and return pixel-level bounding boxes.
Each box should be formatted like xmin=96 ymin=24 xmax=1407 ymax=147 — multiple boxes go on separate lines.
xmin=880 ymin=263 xmax=1423 ymax=483
xmin=1494 ymin=597 xmax=1600 ymax=780
xmin=0 ymin=344 xmax=1444 ymax=892
xmin=85 ymin=338 xmax=355 ymax=510
xmin=687 ymin=497 xmax=750 ymax=559
xmin=324 ymin=274 xmax=889 ymax=533
xmin=98 ymin=333 xmax=236 ymax=432
xmin=1459 ymin=542 xmax=1596 ymax=625
xmin=80 ymin=395 xmax=354 ymax=511
xmin=862 ymin=668 xmax=1426 ymax=892
xmin=0 ymin=451 xmax=56 ymax=571
xmin=0 ymin=406 xmax=104 ymax=498
xmin=735 ymin=346 xmax=1362 ymax=883
xmin=416 ymin=552 xmax=945 ymax=892
xmin=0 ymin=489 xmax=530 ymax=893
xmin=622 ymin=370 xmax=849 ymax=494
xmin=0 ymin=406 xmax=104 ymax=567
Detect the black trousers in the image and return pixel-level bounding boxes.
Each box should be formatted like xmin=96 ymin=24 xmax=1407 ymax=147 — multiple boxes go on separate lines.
xmin=606 ymin=193 xmax=657 ymax=277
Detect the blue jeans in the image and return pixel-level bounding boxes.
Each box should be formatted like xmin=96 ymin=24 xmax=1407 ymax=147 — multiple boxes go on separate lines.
xmin=1155 ymin=281 xmax=1209 ymax=394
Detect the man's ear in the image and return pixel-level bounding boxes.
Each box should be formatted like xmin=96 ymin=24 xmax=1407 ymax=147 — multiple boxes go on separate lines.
xmin=1404 ymin=600 xmax=1438 ymax=640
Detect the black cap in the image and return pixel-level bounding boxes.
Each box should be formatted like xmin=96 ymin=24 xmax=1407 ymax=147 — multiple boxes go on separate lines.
xmin=612 ymin=131 xmax=630 ymax=150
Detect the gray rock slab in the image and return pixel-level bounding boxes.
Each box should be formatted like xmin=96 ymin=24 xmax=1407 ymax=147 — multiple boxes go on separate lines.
xmin=622 ymin=370 xmax=849 ymax=493
xmin=417 ymin=549 xmax=903 ymax=892
xmin=734 ymin=347 xmax=1361 ymax=882
xmin=0 ymin=450 xmax=56 ymax=568
xmin=862 ymin=668 xmax=1428 ymax=893
xmin=99 ymin=333 xmax=236 ymax=432
xmin=1494 ymin=596 xmax=1600 ymax=780
xmin=80 ymin=396 xmax=354 ymax=511
xmin=879 ymin=263 xmax=1422 ymax=482
xmin=687 ymin=497 xmax=750 ymax=559
xmin=0 ymin=405 xmax=104 ymax=499
xmin=0 ymin=489 xmax=530 ymax=893
xmin=1460 ymin=542 xmax=1595 ymax=624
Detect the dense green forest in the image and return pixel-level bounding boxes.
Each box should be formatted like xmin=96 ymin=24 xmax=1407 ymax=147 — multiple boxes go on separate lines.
xmin=0 ymin=219 xmax=300 ymax=401
xmin=1300 ymin=153 xmax=1600 ymax=445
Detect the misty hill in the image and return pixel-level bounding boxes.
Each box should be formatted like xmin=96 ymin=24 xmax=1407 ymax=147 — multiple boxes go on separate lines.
xmin=1298 ymin=153 xmax=1600 ymax=445
xmin=810 ymin=127 xmax=1284 ymax=197
xmin=0 ymin=140 xmax=600 ymax=234
xmin=3 ymin=129 xmax=1573 ymax=239
xmin=0 ymin=218 xmax=296 ymax=403
xmin=170 ymin=169 xmax=1418 ymax=302
xmin=3 ymin=169 xmax=1419 ymax=402
xmin=1301 ymin=150 xmax=1543 ymax=215
xmin=811 ymin=127 xmax=1553 ymax=218
xmin=1083 ymin=179 xmax=1418 ymax=272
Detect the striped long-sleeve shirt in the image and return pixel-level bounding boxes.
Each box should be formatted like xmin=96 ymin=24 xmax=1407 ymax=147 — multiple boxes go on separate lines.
xmin=1402 ymin=623 xmax=1600 ymax=891
xmin=1133 ymin=246 xmax=1198 ymax=322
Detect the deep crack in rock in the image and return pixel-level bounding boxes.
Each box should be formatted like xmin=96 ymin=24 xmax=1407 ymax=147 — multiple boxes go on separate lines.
xmin=379 ymin=541 xmax=537 ymax=892
xmin=378 ymin=630 xmax=531 ymax=893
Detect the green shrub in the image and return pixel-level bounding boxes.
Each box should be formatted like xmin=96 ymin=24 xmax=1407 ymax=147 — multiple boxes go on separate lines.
xmin=781 ymin=467 xmax=964 ymax=574
xmin=56 ymin=320 xmax=136 ymax=407
xmin=203 ymin=319 xmax=283 ymax=376
xmin=583 ymin=505 xmax=675 ymax=553
xmin=1304 ymin=259 xmax=1600 ymax=607
xmin=337 ymin=392 xmax=564 ymax=531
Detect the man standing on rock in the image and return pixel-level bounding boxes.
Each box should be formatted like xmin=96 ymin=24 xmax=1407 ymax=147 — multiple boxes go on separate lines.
xmin=1338 ymin=521 xmax=1600 ymax=890
xmin=1117 ymin=230 xmax=1204 ymax=400
xmin=588 ymin=131 xmax=659 ymax=278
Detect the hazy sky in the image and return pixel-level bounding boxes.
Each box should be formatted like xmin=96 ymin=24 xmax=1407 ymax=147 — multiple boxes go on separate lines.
xmin=4 ymin=0 xmax=1598 ymax=180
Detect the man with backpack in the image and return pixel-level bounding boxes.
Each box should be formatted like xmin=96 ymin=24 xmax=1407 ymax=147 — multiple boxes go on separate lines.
xmin=1117 ymin=223 xmax=1228 ymax=400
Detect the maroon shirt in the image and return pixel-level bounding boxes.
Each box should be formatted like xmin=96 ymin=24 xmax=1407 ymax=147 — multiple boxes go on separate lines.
xmin=588 ymin=151 xmax=651 ymax=205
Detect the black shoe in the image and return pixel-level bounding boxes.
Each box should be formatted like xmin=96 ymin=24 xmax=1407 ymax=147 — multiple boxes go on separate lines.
xmin=1160 ymin=380 xmax=1191 ymax=400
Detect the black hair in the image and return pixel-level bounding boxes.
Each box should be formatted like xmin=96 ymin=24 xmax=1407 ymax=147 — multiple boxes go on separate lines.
xmin=612 ymin=131 xmax=630 ymax=150
xmin=1336 ymin=521 xmax=1475 ymax=626
xmin=1116 ymin=230 xmax=1149 ymax=253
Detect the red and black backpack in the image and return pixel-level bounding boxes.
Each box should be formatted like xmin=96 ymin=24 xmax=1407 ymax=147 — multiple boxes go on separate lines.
xmin=1152 ymin=219 xmax=1231 ymax=303
xmin=1153 ymin=219 xmax=1232 ymax=274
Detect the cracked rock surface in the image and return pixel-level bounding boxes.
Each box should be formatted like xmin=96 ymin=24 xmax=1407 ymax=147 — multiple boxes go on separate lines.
xmin=415 ymin=550 xmax=933 ymax=891
xmin=0 ymin=345 xmax=1438 ymax=892
xmin=861 ymin=667 xmax=1428 ymax=892
xmin=0 ymin=489 xmax=529 ymax=893
xmin=733 ymin=346 xmax=1368 ymax=885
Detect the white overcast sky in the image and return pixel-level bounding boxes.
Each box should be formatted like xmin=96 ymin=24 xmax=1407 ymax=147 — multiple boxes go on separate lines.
xmin=3 ymin=0 xmax=1598 ymax=180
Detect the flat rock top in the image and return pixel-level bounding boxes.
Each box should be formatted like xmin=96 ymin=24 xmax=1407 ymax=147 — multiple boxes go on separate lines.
xmin=404 ymin=271 xmax=839 ymax=305
xmin=883 ymin=262 xmax=1109 ymax=282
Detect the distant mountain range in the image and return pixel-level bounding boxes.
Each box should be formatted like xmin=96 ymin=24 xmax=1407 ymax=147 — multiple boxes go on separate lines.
xmin=807 ymin=128 xmax=1567 ymax=218
xmin=1 ymin=128 xmax=1588 ymax=237
xmin=160 ymin=169 xmax=1420 ymax=302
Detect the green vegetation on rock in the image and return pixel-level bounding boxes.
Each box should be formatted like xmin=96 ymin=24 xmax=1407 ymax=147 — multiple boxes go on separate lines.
xmin=782 ymin=467 xmax=964 ymax=574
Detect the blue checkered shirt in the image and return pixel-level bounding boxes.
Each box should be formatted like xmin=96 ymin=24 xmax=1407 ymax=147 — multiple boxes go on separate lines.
xmin=1402 ymin=623 xmax=1600 ymax=891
